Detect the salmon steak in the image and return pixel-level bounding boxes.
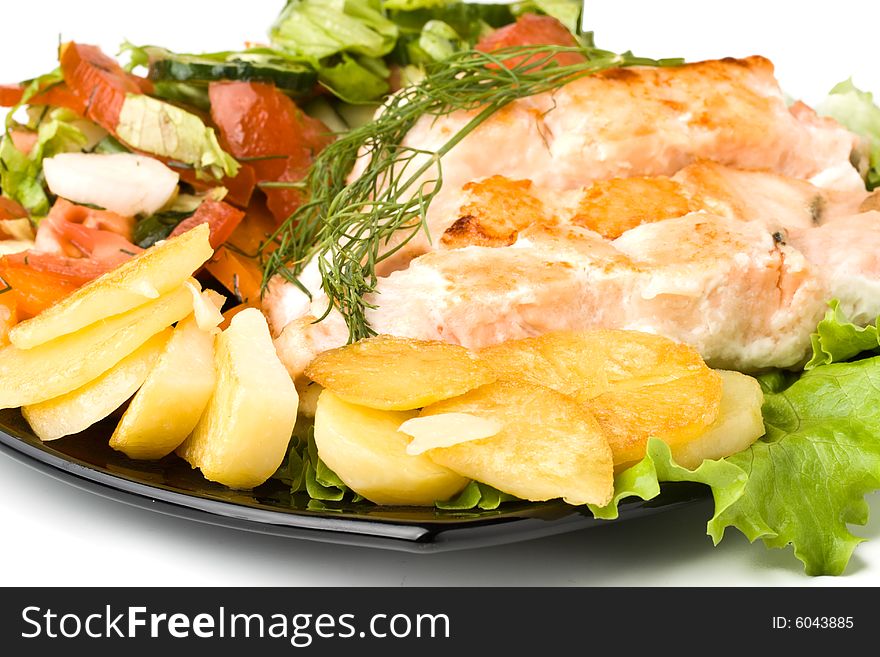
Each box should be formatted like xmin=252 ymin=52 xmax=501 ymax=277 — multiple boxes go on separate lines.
xmin=264 ymin=56 xmax=877 ymax=379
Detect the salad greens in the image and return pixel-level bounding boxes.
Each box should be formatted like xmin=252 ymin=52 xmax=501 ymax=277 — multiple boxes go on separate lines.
xmin=807 ymin=300 xmax=880 ymax=368
xmin=0 ymin=108 xmax=87 ymax=216
xmin=125 ymin=0 xmax=584 ymax=103
xmin=818 ymin=79 xmax=880 ymax=190
xmin=115 ymin=94 xmax=239 ymax=179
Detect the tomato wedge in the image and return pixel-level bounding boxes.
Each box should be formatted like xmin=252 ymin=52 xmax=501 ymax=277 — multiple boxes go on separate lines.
xmin=476 ymin=14 xmax=586 ymax=68
xmin=1 ymin=199 xmax=142 ymax=320
xmin=59 ymin=42 xmax=148 ymax=131
xmin=0 ymin=253 xmax=103 ymax=319
xmin=208 ymin=81 xmax=332 ymax=224
xmin=169 ymin=199 xmax=245 ymax=249
xmin=0 ymin=81 xmax=87 ymax=115
xmin=0 ymin=84 xmax=24 ymax=107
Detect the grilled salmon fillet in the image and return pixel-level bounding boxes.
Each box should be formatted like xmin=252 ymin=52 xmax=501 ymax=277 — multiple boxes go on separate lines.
xmin=266 ymin=56 xmax=873 ymax=378
xmin=347 ymin=56 xmax=861 ymax=272
xmin=268 ymin=163 xmax=878 ymax=377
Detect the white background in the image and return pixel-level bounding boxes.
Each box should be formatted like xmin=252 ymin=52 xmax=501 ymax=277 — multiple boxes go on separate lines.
xmin=1 ymin=0 xmax=879 ymax=586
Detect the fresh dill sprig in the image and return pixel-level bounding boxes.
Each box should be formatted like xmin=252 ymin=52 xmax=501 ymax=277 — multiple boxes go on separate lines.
xmin=262 ymin=44 xmax=682 ymax=342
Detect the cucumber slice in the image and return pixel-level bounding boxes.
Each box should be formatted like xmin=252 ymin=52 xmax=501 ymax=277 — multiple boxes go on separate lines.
xmin=148 ymin=51 xmax=317 ymax=96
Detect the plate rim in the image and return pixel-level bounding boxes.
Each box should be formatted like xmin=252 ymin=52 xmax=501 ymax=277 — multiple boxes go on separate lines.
xmin=0 ymin=421 xmax=710 ymax=553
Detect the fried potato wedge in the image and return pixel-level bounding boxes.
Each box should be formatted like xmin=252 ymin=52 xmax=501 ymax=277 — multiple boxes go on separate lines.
xmin=110 ymin=314 xmax=217 ymax=460
xmin=22 ymin=329 xmax=170 ymax=441
xmin=9 ymin=223 xmax=212 ymax=349
xmin=305 ymin=335 xmax=495 ymax=411
xmin=313 ymin=390 xmax=468 ymax=505
xmin=480 ymin=330 xmax=722 ymax=467
xmin=671 ymin=370 xmax=765 ymax=469
xmin=0 ymin=284 xmax=194 ymax=409
xmin=421 ymin=381 xmax=614 ymax=506
xmin=177 ymin=309 xmax=298 ymax=489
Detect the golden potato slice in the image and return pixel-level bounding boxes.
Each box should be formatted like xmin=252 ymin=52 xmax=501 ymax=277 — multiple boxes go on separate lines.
xmin=313 ymin=390 xmax=468 ymax=505
xmin=22 ymin=329 xmax=170 ymax=441
xmin=422 ymin=381 xmax=614 ymax=506
xmin=177 ymin=309 xmax=298 ymax=489
xmin=671 ymin=370 xmax=765 ymax=469
xmin=585 ymin=372 xmax=722 ymax=467
xmin=305 ymin=335 xmax=495 ymax=411
xmin=0 ymin=284 xmax=194 ymax=409
xmin=9 ymin=223 xmax=212 ymax=349
xmin=480 ymin=329 xmax=711 ymax=397
xmin=109 ymin=314 xmax=217 ymax=460
xmin=479 ymin=330 xmax=722 ymax=467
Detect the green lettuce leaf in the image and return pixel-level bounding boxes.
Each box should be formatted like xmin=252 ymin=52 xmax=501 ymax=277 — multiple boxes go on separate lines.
xmin=434 ymin=481 xmax=518 ymax=510
xmin=818 ymin=79 xmax=880 ymax=190
xmin=708 ymin=358 xmax=880 ymax=575
xmin=271 ymin=0 xmax=399 ymax=60
xmin=416 ymin=19 xmax=463 ymax=61
xmin=588 ymin=438 xmax=747 ymax=521
xmin=318 ymin=55 xmax=390 ymax=102
xmin=0 ymin=108 xmax=87 ymax=215
xmin=383 ymin=0 xmax=449 ymax=9
xmin=275 ymin=429 xmax=366 ymax=503
xmin=115 ymin=94 xmax=239 ymax=179
xmin=806 ymin=299 xmax=880 ymax=369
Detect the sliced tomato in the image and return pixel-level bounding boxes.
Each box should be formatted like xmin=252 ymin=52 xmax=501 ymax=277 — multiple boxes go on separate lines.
xmin=0 ymin=198 xmax=141 ymax=318
xmin=0 ymin=84 xmax=24 ymax=107
xmin=476 ymin=14 xmax=586 ymax=68
xmin=31 ymin=83 xmax=89 ymax=115
xmin=59 ymin=42 xmax=143 ymax=132
xmin=0 ymin=197 xmax=28 ymax=222
xmin=264 ymin=152 xmax=313 ymax=224
xmin=169 ymin=199 xmax=245 ymax=249
xmin=208 ymin=81 xmax=332 ymax=223
xmin=0 ymin=81 xmax=87 ymax=115
xmin=0 ymin=253 xmax=101 ymax=319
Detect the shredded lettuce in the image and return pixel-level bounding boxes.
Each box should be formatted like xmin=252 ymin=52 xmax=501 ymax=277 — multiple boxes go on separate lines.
xmin=115 ymin=94 xmax=239 ymax=179
xmin=807 ymin=299 xmax=880 ymax=369
xmin=0 ymin=108 xmax=87 ymax=216
xmin=271 ymin=0 xmax=399 ymax=60
xmin=818 ymin=79 xmax=880 ymax=190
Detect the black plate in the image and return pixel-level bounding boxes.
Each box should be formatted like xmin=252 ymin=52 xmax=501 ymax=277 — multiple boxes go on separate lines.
xmin=0 ymin=409 xmax=707 ymax=552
